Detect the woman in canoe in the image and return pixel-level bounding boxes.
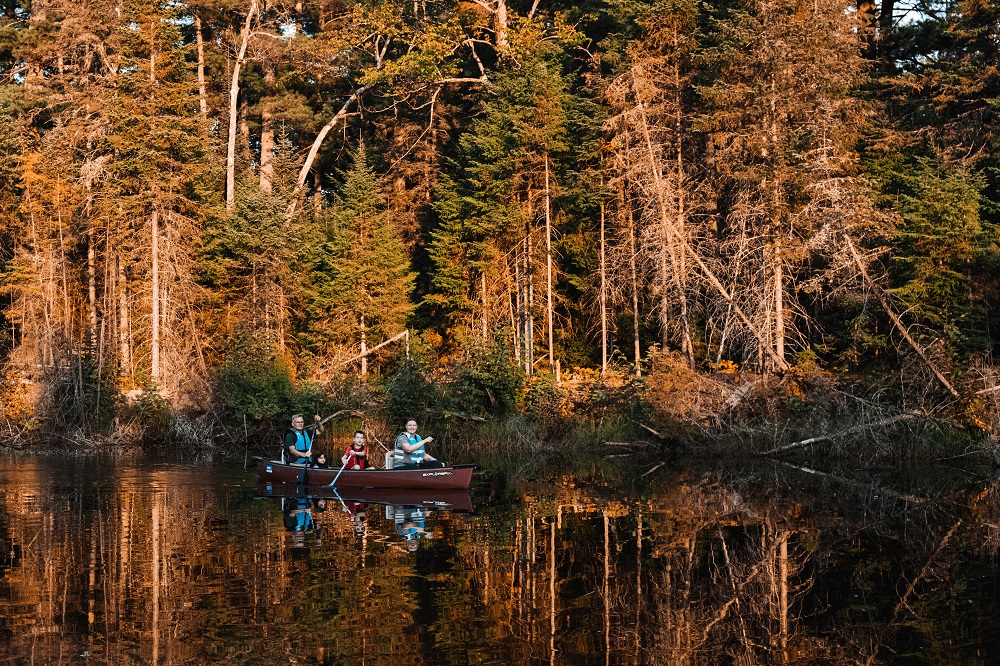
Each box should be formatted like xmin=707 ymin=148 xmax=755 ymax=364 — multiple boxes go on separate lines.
xmin=393 ymin=418 xmax=444 ymax=469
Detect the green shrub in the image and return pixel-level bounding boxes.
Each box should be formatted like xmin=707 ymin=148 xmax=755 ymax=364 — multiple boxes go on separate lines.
xmin=447 ymin=335 xmax=524 ymax=416
xmin=385 ymin=355 xmax=440 ymax=424
xmin=216 ymin=330 xmax=306 ymax=432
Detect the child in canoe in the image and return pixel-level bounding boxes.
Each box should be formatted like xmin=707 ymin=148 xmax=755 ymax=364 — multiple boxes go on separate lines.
xmin=341 ymin=430 xmax=368 ymax=470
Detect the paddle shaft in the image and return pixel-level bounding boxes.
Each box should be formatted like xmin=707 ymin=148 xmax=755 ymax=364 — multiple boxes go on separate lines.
xmin=329 ymin=451 xmax=355 ymax=486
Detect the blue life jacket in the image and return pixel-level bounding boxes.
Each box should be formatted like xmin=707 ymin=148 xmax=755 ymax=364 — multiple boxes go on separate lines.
xmin=285 ymin=428 xmax=313 ymax=464
xmin=406 ymin=433 xmax=425 ymax=463
xmin=293 ymin=429 xmax=312 ymax=453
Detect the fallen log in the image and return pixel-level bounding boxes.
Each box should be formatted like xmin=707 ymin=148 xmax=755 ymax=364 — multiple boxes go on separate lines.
xmin=761 ymin=411 xmax=921 ymax=456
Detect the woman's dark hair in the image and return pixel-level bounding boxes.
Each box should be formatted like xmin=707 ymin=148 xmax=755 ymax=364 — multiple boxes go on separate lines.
xmin=354 ymin=430 xmax=365 ymax=438
xmin=405 ymin=418 xmax=417 ymax=425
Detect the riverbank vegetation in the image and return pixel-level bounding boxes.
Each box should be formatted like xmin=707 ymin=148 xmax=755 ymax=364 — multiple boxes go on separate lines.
xmin=0 ymin=1 xmax=997 ymax=466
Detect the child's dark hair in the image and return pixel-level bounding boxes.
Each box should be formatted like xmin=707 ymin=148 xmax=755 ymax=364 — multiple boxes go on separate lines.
xmin=354 ymin=430 xmax=365 ymax=438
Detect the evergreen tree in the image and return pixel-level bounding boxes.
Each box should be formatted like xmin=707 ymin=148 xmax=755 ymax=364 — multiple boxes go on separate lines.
xmin=305 ymin=147 xmax=415 ymax=365
xmin=428 ymin=29 xmax=578 ymax=370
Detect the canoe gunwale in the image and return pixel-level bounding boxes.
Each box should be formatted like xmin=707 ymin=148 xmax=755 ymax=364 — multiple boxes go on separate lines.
xmin=255 ymin=458 xmax=474 ymax=490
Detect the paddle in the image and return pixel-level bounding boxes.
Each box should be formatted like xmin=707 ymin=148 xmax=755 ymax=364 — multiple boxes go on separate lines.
xmin=328 ymin=450 xmax=355 ymax=486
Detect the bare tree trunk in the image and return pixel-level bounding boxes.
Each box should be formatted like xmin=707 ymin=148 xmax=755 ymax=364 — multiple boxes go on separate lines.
xmin=87 ymin=227 xmax=98 ymax=348
xmin=628 ymin=204 xmax=641 ymax=377
xmin=239 ymin=97 xmax=250 ymax=162
xmin=774 ymin=241 xmax=785 ymax=368
xmin=495 ymin=0 xmax=510 ymax=50
xmin=527 ymin=226 xmax=535 ymax=375
xmin=481 ymin=273 xmax=488 ymax=339
xmin=117 ymin=256 xmax=131 ymax=379
xmin=600 ymin=197 xmax=607 ymax=376
xmin=226 ymin=0 xmax=258 ymax=212
xmin=360 ymin=314 xmax=367 ymax=376
xmin=151 ymin=209 xmax=160 ymax=383
xmin=545 ymin=157 xmax=554 ymax=372
xmin=195 ymin=12 xmax=208 ymax=122
xmin=260 ymin=60 xmax=275 ymax=194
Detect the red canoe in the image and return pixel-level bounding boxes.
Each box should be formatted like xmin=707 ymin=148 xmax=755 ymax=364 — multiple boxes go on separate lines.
xmin=255 ymin=458 xmax=475 ymax=490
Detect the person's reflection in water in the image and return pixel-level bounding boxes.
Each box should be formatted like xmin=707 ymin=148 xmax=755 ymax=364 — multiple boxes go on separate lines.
xmin=391 ymin=505 xmax=433 ymax=552
xmin=343 ymin=500 xmax=367 ymax=536
xmin=282 ymin=496 xmax=318 ymax=547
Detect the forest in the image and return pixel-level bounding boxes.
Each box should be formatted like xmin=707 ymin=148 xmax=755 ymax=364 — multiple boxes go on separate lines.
xmin=0 ymin=0 xmax=997 ymax=457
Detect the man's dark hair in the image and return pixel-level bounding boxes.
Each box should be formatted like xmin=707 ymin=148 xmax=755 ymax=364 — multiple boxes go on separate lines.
xmin=405 ymin=418 xmax=417 ymax=425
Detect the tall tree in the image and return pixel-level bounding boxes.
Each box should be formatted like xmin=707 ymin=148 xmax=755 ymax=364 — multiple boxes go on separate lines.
xmin=305 ymin=147 xmax=415 ymax=373
xmin=699 ymin=0 xmax=868 ymax=370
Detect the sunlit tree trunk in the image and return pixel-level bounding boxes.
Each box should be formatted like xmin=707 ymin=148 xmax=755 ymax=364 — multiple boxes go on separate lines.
xmin=117 ymin=255 xmax=131 ymax=379
xmin=495 ymin=0 xmax=509 ymax=50
xmin=226 ymin=0 xmax=258 ymax=211
xmin=151 ymin=209 xmax=160 ymax=383
xmin=774 ymin=241 xmax=785 ymax=368
xmin=628 ymin=205 xmax=641 ymax=377
xmin=195 ymin=12 xmax=208 ymax=122
xmin=545 ymin=157 xmax=554 ymax=372
xmin=260 ymin=61 xmax=275 ymax=194
xmin=600 ymin=197 xmax=608 ymax=376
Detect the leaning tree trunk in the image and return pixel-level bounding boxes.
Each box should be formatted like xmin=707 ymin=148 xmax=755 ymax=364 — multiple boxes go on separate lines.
xmin=225 ymin=0 xmax=259 ymax=212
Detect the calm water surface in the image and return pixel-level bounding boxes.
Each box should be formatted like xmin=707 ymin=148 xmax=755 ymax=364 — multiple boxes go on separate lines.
xmin=0 ymin=454 xmax=998 ymax=664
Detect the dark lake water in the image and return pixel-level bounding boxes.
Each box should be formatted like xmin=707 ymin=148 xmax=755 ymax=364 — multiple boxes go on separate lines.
xmin=0 ymin=453 xmax=998 ymax=664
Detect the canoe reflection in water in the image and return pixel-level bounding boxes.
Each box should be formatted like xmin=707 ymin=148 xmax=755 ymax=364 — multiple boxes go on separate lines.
xmin=259 ymin=482 xmax=473 ymax=547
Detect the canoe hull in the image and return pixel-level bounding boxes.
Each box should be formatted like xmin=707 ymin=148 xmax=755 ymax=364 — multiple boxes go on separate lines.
xmin=256 ymin=458 xmax=474 ymax=490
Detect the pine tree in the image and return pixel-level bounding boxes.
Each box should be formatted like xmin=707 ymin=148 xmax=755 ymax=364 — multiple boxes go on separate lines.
xmin=428 ymin=34 xmax=576 ymax=372
xmin=305 ymin=147 xmax=415 ymax=370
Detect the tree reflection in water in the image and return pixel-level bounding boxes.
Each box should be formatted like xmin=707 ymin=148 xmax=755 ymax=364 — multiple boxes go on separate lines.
xmin=0 ymin=458 xmax=998 ymax=664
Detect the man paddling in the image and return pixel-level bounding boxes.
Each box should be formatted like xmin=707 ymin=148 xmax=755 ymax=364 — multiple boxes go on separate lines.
xmin=285 ymin=413 xmax=324 ymax=465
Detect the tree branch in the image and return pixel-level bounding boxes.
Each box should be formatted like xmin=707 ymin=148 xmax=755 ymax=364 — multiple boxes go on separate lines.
xmin=845 ymin=236 xmax=961 ymax=399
